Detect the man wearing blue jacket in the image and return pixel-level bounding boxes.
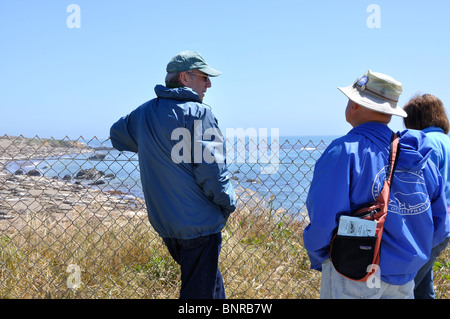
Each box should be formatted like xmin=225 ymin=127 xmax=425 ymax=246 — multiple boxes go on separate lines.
xmin=304 ymin=70 xmax=450 ymax=298
xmin=110 ymin=51 xmax=236 ymax=299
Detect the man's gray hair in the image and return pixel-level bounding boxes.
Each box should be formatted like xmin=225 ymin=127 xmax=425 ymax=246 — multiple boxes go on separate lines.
xmin=165 ymin=71 xmax=197 ymax=88
xmin=165 ymin=72 xmax=181 ymax=88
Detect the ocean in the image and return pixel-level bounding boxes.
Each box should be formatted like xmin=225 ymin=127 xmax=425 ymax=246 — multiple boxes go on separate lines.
xmin=5 ymin=135 xmax=338 ymax=216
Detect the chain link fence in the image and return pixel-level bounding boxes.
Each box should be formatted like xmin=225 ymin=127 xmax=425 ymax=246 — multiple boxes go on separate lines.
xmin=0 ymin=134 xmax=448 ymax=299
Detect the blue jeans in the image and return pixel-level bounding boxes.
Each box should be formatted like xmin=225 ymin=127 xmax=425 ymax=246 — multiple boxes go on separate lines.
xmin=163 ymin=232 xmax=225 ymax=299
xmin=414 ymin=237 xmax=449 ymax=299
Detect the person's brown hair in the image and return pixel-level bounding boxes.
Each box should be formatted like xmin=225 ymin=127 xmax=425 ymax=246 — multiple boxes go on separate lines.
xmin=403 ymin=94 xmax=449 ymax=134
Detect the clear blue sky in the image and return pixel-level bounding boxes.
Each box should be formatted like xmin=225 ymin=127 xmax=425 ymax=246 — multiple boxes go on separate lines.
xmin=1 ymin=1 xmax=449 ymax=139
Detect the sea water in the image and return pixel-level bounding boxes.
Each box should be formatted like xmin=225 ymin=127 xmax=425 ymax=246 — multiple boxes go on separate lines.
xmin=5 ymin=136 xmax=338 ymax=216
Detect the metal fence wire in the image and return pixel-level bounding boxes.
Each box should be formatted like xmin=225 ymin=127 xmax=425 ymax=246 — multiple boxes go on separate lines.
xmin=0 ymin=134 xmax=448 ymax=299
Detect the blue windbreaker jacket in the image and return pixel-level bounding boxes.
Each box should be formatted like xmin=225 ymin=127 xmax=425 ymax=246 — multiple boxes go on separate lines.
xmin=110 ymin=85 xmax=236 ymax=239
xmin=304 ymin=122 xmax=450 ymax=285
xmin=422 ymin=126 xmax=450 ymax=208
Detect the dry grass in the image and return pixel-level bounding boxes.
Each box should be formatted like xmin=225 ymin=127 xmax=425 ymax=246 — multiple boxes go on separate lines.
xmin=0 ymin=206 xmax=180 ymax=299
xmin=221 ymin=187 xmax=319 ymax=298
xmin=0 ymin=187 xmax=448 ymax=299
xmin=0 ymin=187 xmax=321 ymax=299
xmin=434 ymin=249 xmax=450 ymax=299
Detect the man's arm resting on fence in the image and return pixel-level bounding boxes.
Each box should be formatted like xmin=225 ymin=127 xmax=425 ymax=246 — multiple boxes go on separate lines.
xmin=110 ymin=113 xmax=139 ymax=153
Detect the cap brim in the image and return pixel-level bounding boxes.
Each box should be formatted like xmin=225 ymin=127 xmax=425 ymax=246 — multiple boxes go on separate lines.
xmin=338 ymin=85 xmax=407 ymax=118
xmin=198 ymin=66 xmax=221 ymax=77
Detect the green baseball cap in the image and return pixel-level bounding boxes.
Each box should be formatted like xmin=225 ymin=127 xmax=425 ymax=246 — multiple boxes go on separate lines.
xmin=166 ymin=51 xmax=221 ymax=77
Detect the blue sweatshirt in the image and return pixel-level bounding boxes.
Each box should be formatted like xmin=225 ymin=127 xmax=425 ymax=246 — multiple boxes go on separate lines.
xmin=110 ymin=85 xmax=236 ymax=239
xmin=303 ymin=122 xmax=450 ymax=285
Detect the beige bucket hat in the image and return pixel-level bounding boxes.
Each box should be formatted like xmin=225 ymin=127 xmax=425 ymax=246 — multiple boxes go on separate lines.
xmin=338 ymin=70 xmax=407 ymax=118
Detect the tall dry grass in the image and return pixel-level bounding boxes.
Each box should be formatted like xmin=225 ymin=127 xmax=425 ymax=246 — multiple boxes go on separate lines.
xmin=221 ymin=187 xmax=319 ymax=298
xmin=0 ymin=187 xmax=321 ymax=299
xmin=1 ymin=187 xmax=448 ymax=299
xmin=0 ymin=205 xmax=179 ymax=299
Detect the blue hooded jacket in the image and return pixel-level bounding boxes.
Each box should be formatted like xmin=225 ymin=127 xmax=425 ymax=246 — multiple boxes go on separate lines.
xmin=422 ymin=126 xmax=450 ymax=208
xmin=304 ymin=122 xmax=450 ymax=285
xmin=110 ymin=85 xmax=236 ymax=239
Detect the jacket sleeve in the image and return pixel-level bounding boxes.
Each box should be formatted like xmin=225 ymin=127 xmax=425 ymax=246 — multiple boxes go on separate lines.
xmin=303 ymin=141 xmax=353 ymax=271
xmin=424 ymin=160 xmax=450 ymax=247
xmin=109 ymin=111 xmax=139 ymax=153
xmin=191 ymin=109 xmax=236 ymax=217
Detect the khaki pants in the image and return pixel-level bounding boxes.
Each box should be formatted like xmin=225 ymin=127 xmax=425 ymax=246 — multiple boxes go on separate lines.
xmin=320 ymin=259 xmax=414 ymax=299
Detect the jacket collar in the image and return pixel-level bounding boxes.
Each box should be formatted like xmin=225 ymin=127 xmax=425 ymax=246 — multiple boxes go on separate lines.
xmin=154 ymin=84 xmax=201 ymax=102
xmin=349 ymin=122 xmax=393 ymax=151
xmin=422 ymin=126 xmax=445 ymax=134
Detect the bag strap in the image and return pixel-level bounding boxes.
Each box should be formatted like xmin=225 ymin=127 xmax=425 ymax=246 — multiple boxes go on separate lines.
xmin=352 ymin=132 xmax=400 ymax=219
xmin=385 ymin=132 xmax=400 ymax=191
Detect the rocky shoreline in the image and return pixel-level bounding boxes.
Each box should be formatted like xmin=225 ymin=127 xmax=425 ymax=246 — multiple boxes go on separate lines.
xmin=0 ymin=135 xmax=146 ymax=234
xmin=0 ymin=135 xmax=94 ymax=163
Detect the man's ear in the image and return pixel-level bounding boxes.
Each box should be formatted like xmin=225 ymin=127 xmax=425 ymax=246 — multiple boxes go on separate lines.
xmin=179 ymin=71 xmax=189 ymax=86
xmin=352 ymin=102 xmax=361 ymax=111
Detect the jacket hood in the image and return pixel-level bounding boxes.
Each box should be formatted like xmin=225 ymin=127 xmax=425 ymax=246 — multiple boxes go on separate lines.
xmin=397 ymin=129 xmax=433 ymax=171
xmin=350 ymin=123 xmax=432 ymax=171
xmin=154 ymin=84 xmax=201 ymax=102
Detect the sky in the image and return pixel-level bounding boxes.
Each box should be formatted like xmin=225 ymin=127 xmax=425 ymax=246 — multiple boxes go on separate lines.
xmin=1 ymin=0 xmax=449 ymax=139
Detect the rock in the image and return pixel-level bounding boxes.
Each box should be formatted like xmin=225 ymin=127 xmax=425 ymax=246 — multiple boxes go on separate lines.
xmin=104 ymin=173 xmax=115 ymax=179
xmin=0 ymin=209 xmax=14 ymax=219
xmin=27 ymin=169 xmax=41 ymax=177
xmin=14 ymin=169 xmax=24 ymax=175
xmin=75 ymin=170 xmax=86 ymax=179
xmin=88 ymin=154 xmax=106 ymax=161
xmin=8 ymin=187 xmax=26 ymax=194
xmin=63 ymin=174 xmax=72 ymax=181
xmin=0 ymin=214 xmax=15 ymax=220
xmin=75 ymin=168 xmax=104 ymax=180
xmin=89 ymin=180 xmax=106 ymax=186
